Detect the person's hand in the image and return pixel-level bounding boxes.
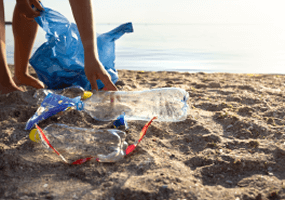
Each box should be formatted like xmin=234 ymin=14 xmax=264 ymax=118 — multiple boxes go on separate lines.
xmin=69 ymin=0 xmax=118 ymax=92
xmin=16 ymin=0 xmax=44 ymax=20
xmin=84 ymin=52 xmax=118 ymax=92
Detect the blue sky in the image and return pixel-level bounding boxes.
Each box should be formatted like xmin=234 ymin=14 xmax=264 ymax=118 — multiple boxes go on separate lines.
xmin=4 ymin=0 xmax=284 ymax=24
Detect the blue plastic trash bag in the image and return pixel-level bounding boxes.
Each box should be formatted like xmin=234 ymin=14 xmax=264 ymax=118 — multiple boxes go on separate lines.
xmin=30 ymin=5 xmax=133 ymax=90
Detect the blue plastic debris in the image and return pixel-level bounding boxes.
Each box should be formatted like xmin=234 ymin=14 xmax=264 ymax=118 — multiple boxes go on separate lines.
xmin=113 ymin=113 xmax=128 ymax=130
xmin=30 ymin=4 xmax=133 ymax=90
xmin=25 ymin=93 xmax=83 ymax=130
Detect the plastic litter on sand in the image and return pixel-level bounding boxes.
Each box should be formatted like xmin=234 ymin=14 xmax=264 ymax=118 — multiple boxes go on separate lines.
xmin=31 ymin=117 xmax=157 ymax=164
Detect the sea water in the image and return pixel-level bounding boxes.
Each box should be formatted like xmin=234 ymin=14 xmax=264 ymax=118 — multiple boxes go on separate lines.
xmin=5 ymin=23 xmax=285 ymax=74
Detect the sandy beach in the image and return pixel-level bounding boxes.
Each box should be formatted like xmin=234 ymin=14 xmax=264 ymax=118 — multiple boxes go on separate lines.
xmin=1 ymin=64 xmax=285 ymax=199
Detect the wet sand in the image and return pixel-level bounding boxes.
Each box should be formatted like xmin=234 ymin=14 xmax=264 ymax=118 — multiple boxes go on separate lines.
xmin=1 ymin=65 xmax=285 ymax=199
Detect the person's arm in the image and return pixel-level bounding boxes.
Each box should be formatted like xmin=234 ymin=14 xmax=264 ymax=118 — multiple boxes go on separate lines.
xmin=69 ymin=0 xmax=117 ymax=91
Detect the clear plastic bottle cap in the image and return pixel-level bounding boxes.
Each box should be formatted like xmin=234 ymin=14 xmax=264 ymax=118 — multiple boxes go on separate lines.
xmin=82 ymin=91 xmax=93 ymax=100
xmin=29 ymin=129 xmax=40 ymax=143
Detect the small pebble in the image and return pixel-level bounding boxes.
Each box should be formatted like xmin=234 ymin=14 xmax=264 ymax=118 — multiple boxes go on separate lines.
xmin=39 ymin=191 xmax=50 ymax=195
xmin=226 ymin=125 xmax=233 ymax=129
xmin=156 ymin=178 xmax=161 ymax=182
xmin=43 ymin=184 xmax=48 ymax=188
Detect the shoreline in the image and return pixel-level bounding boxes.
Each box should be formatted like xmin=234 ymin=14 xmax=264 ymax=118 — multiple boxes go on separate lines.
xmin=7 ymin=63 xmax=285 ymax=77
xmin=1 ymin=64 xmax=285 ymax=199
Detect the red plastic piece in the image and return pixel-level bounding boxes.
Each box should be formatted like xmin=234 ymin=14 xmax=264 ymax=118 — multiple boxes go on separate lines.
xmin=125 ymin=117 xmax=157 ymax=155
xmin=72 ymin=157 xmax=93 ymax=165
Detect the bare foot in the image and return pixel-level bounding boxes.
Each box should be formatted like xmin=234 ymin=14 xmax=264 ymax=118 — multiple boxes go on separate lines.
xmin=13 ymin=74 xmax=45 ymax=89
xmin=0 ymin=83 xmax=24 ymax=95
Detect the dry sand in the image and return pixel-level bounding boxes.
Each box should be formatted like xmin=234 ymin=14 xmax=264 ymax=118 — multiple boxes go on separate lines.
xmin=1 ymin=65 xmax=285 ymax=199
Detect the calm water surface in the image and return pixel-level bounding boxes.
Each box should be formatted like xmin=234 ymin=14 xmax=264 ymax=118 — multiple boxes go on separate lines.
xmin=6 ymin=23 xmax=285 ymax=74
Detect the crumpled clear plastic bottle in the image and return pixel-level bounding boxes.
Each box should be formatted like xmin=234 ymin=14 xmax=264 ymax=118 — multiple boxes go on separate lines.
xmin=30 ymin=123 xmax=128 ymax=163
xmin=82 ymin=87 xmax=189 ymax=122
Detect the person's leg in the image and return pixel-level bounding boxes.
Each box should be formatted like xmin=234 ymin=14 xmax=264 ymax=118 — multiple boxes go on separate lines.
xmin=12 ymin=1 xmax=44 ymax=89
xmin=0 ymin=0 xmax=23 ymax=94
